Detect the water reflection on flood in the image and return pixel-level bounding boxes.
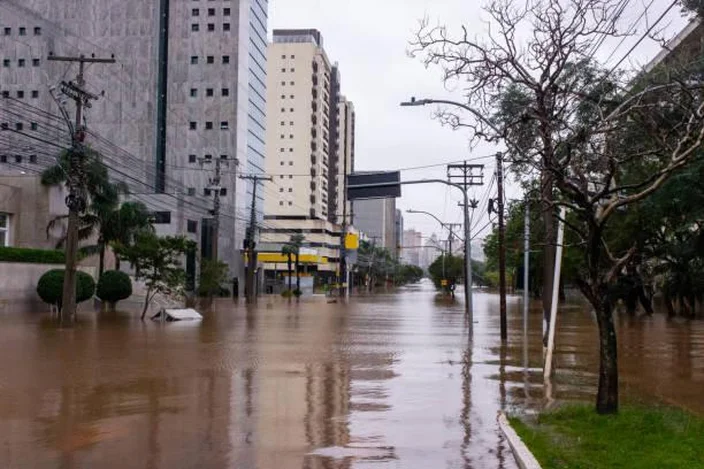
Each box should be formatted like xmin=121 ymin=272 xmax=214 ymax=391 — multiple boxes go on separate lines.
xmin=0 ymin=281 xmax=702 ymax=468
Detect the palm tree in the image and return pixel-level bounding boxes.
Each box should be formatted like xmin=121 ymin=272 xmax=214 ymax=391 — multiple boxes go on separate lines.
xmin=41 ymin=148 xmax=130 ymax=275
xmin=281 ymin=244 xmax=295 ymax=293
xmin=289 ymin=234 xmax=305 ymax=294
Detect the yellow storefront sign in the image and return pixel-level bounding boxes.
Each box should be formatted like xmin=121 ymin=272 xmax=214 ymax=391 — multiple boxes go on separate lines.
xmin=257 ymin=253 xmax=328 ymax=264
xmin=345 ymin=233 xmax=359 ymax=250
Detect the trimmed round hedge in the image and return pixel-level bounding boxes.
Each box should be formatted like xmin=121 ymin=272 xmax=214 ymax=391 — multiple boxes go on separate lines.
xmin=96 ymin=270 xmax=132 ymax=306
xmin=36 ymin=269 xmax=95 ymax=309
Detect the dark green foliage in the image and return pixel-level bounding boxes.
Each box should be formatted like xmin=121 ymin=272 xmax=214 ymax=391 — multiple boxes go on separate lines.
xmin=115 ymin=232 xmax=196 ymax=319
xmin=197 ymin=259 xmax=229 ymax=298
xmin=0 ymin=247 xmax=65 ymax=264
xmin=36 ymin=269 xmax=95 ymax=310
xmin=281 ymin=290 xmax=293 ymax=298
xmin=511 ymin=404 xmax=704 ymax=468
xmin=428 ymin=254 xmax=464 ymax=292
xmin=96 ymin=270 xmax=132 ymax=306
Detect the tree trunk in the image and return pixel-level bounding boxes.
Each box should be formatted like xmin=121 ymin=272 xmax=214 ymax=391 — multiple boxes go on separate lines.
xmin=99 ymin=242 xmax=105 ymax=276
xmin=542 ymin=173 xmax=556 ymax=347
xmin=295 ymin=259 xmax=301 ymax=293
xmin=141 ymin=290 xmax=151 ymax=320
xmin=287 ymin=257 xmax=292 ymax=292
xmin=664 ymin=289 xmax=676 ymax=318
xmin=594 ymin=290 xmax=619 ymax=414
xmin=115 ymin=256 xmax=121 ymax=271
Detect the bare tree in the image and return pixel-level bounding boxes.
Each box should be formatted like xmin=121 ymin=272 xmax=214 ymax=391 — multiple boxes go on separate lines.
xmin=411 ymin=0 xmax=704 ymax=414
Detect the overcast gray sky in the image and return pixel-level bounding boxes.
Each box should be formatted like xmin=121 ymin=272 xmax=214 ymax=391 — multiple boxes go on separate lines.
xmin=269 ymin=0 xmax=690 ymax=243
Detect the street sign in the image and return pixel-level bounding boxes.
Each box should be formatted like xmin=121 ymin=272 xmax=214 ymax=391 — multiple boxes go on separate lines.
xmin=346 ymin=250 xmax=358 ymax=265
xmin=347 ymin=171 xmax=401 ymax=200
xmin=345 ymin=233 xmax=359 ymax=250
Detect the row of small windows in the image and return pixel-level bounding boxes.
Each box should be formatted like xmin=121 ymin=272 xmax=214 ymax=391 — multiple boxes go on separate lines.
xmin=191 ymin=55 xmax=229 ymax=65
xmin=280 ymin=134 xmax=294 ymax=139
xmin=281 ymin=68 xmax=295 ymax=73
xmin=191 ymin=23 xmax=230 ymax=32
xmin=190 ymin=87 xmax=229 ymax=97
xmin=0 ymin=154 xmax=38 ymax=164
xmin=188 ymin=121 xmax=229 ymax=130
xmin=1 ymin=90 xmax=39 ymax=99
xmin=191 ymin=7 xmax=230 ymax=16
xmin=280 ymin=94 xmax=294 ymax=99
xmin=1 ymin=122 xmax=39 ymax=131
xmin=280 ymin=54 xmax=296 ymax=59
xmin=3 ymin=27 xmax=41 ymax=36
xmin=2 ymin=58 xmax=41 ymax=68
xmin=281 ymin=81 xmax=295 ymax=86
xmin=187 ymin=154 xmax=229 ymax=163
xmin=279 ymin=201 xmax=294 ymax=206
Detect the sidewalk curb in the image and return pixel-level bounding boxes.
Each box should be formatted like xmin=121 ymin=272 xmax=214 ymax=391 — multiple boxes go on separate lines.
xmin=497 ymin=412 xmax=542 ymax=469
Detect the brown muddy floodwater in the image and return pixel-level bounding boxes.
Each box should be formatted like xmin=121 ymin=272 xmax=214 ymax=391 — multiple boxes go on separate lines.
xmin=0 ymin=281 xmax=703 ymax=468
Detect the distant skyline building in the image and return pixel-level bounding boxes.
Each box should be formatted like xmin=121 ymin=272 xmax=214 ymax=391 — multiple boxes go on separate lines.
xmin=353 ymin=198 xmax=397 ymax=251
xmin=402 ymin=229 xmax=424 ymax=266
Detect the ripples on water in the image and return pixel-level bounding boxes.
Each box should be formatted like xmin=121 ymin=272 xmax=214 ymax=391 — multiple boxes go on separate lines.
xmin=0 ymin=281 xmax=701 ymax=468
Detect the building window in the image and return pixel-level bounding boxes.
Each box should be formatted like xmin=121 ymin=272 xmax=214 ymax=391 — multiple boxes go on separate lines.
xmin=281 ymin=68 xmax=286 ymax=73
xmin=31 ymin=90 xmax=38 ymax=98
xmin=207 ymin=23 xmax=215 ymax=32
xmin=17 ymin=90 xmax=24 ymax=99
xmin=222 ymin=55 xmax=230 ymax=64
xmin=190 ymin=88 xmax=197 ymax=97
xmin=289 ymin=161 xmax=293 ymax=166
xmin=15 ymin=123 xmax=23 ymax=131
xmin=290 ymin=68 xmax=295 ymax=72
xmin=289 ymin=202 xmax=293 ymax=206
xmin=15 ymin=155 xmax=22 ymax=163
xmin=192 ymin=8 xmax=199 ymax=16
xmin=187 ymin=187 xmax=196 ymax=196
xmin=19 ymin=27 xmax=26 ymax=36
xmin=187 ymin=220 xmax=198 ymax=233
xmin=153 ymin=211 xmax=171 ymax=224
xmin=220 ymin=188 xmax=227 ymax=196
xmin=281 ymin=81 xmax=286 ymax=86
xmin=189 ymin=122 xmax=197 ymax=130
xmin=0 ymin=213 xmax=9 ymax=246
xmin=191 ymin=23 xmax=199 ymax=32
xmin=220 ymin=121 xmax=229 ymax=130
xmin=290 ymin=108 xmax=294 ymax=112
xmin=30 ymin=122 xmax=38 ymax=131
xmin=279 ymin=188 xmax=284 ymax=192
xmin=290 ymin=94 xmax=294 ymax=99
xmin=2 ymin=59 xmax=9 ymax=67
xmin=223 ymin=23 xmax=230 ymax=32
xmin=281 ymin=54 xmax=286 ymax=59
xmin=204 ymin=154 xmax=213 ymax=160
xmin=291 ymin=54 xmax=296 ymax=59
xmin=224 ymin=7 xmax=231 ymax=15
xmin=32 ymin=59 xmax=40 ymax=67
xmin=290 ymin=81 xmax=294 ymax=85
xmin=288 ymin=188 xmax=293 ymax=192
xmin=281 ymin=108 xmax=285 ymax=112
xmin=3 ymin=28 xmax=10 ymax=36
xmin=281 ymin=94 xmax=285 ymax=99
xmin=280 ymin=134 xmax=284 ymax=139
xmin=204 ymin=188 xmax=212 ymax=196
xmin=220 ymin=154 xmax=228 ymax=160
xmin=189 ymin=154 xmax=197 ymax=163
xmin=289 ymin=148 xmax=293 ymax=152
xmin=34 ymin=27 xmax=41 ymax=36
xmin=289 ymin=175 xmax=293 ymax=179
xmin=18 ymin=59 xmax=25 ymax=67
xmin=279 ymin=201 xmax=284 ymax=206
xmin=191 ymin=56 xmax=198 ymax=65
xmin=206 ymin=88 xmax=214 ymax=97
xmin=221 ymin=88 xmax=229 ymax=96
xmin=207 ymin=7 xmax=215 ymax=15
xmin=29 ymin=154 xmax=37 ymax=164
xmin=206 ymin=56 xmax=214 ymax=64
xmin=289 ymin=134 xmax=293 ymax=139
xmin=205 ymin=121 xmax=213 ymax=130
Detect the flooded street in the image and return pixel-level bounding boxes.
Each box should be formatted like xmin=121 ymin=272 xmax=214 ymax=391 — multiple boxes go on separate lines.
xmin=0 ymin=281 xmax=703 ymax=468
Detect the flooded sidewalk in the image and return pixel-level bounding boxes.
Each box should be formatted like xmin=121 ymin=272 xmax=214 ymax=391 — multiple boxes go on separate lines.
xmin=0 ymin=282 xmax=702 ymax=468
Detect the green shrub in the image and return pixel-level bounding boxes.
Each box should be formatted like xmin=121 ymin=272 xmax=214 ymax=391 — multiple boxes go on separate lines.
xmin=281 ymin=290 xmax=293 ymax=298
xmin=0 ymin=246 xmax=65 ymax=264
xmin=293 ymin=289 xmax=302 ymax=298
xmin=96 ymin=270 xmax=132 ymax=308
xmin=37 ymin=269 xmax=95 ymax=310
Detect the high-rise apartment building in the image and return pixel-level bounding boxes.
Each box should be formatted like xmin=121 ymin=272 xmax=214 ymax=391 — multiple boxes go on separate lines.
xmin=0 ymin=1 xmax=268 ymax=287
xmin=261 ymin=29 xmax=355 ymax=283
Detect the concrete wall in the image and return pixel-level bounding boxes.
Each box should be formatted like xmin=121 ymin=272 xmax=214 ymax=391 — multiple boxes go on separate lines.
xmin=0 ymin=262 xmax=97 ymax=311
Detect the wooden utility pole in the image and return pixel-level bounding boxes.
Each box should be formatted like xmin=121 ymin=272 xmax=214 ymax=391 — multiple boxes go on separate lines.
xmin=48 ymin=53 xmax=115 ymax=325
xmin=496 ymin=152 xmax=507 ymax=341
xmin=240 ymin=174 xmax=272 ymax=303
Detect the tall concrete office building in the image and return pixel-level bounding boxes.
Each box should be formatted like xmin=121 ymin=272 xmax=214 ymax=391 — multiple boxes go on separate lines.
xmin=352 ymin=198 xmax=397 ymax=251
xmin=261 ymin=29 xmax=355 ymax=282
xmin=0 ymin=0 xmax=268 ymax=287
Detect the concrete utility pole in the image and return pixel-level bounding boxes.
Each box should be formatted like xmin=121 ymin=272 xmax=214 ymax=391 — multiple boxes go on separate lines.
xmin=200 ymin=157 xmax=228 ymax=262
xmin=447 ymin=162 xmax=485 ymax=316
xmin=496 ymin=152 xmax=507 ymax=341
xmin=523 ymin=197 xmax=531 ymax=369
xmin=240 ymin=174 xmax=272 ymax=303
xmin=445 ymin=223 xmax=462 ymax=257
xmin=48 ymin=53 xmax=115 ymax=325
